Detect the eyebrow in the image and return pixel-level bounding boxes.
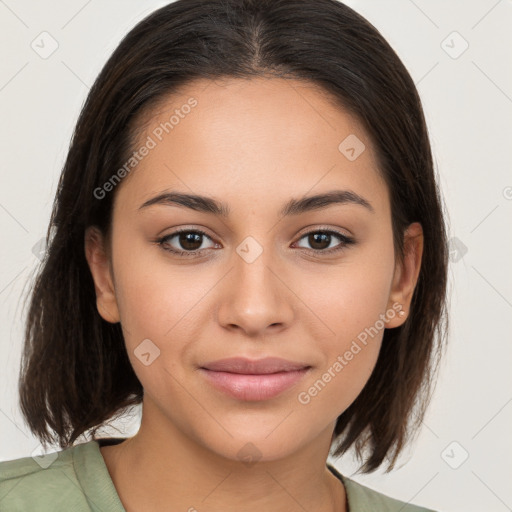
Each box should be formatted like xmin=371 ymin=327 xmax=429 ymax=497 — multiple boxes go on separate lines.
xmin=138 ymin=189 xmax=375 ymax=216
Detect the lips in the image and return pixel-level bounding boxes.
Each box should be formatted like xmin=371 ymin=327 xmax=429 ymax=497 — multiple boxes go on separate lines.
xmin=199 ymin=357 xmax=312 ymax=401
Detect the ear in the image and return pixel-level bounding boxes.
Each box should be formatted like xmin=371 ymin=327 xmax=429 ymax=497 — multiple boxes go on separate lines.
xmin=84 ymin=226 xmax=120 ymax=323
xmin=385 ymin=222 xmax=424 ymax=328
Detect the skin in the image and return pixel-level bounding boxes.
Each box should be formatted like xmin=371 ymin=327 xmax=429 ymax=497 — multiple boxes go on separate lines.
xmin=85 ymin=77 xmax=423 ymax=512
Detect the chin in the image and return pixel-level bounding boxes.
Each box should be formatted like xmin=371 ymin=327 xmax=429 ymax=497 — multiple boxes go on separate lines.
xmin=195 ymin=422 xmax=314 ymax=464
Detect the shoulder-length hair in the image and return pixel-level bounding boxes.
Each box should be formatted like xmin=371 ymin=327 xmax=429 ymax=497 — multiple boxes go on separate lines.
xmin=19 ymin=0 xmax=449 ymax=473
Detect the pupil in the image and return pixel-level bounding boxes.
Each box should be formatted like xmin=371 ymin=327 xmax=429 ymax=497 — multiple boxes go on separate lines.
xmin=180 ymin=232 xmax=201 ymax=250
xmin=310 ymin=232 xmax=330 ymax=250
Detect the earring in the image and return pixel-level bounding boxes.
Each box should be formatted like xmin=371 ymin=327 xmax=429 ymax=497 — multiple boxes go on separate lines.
xmin=398 ymin=310 xmax=406 ymax=317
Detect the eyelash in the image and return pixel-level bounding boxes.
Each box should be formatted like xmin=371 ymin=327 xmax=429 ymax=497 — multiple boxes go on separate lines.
xmin=155 ymin=227 xmax=355 ymax=258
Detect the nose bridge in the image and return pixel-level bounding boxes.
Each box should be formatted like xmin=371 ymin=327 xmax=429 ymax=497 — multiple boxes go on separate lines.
xmin=233 ymin=234 xmax=280 ymax=301
xmin=217 ymin=233 xmax=293 ymax=333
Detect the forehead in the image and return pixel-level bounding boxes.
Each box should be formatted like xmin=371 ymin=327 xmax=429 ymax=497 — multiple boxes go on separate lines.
xmin=115 ymin=77 xmax=389 ymax=217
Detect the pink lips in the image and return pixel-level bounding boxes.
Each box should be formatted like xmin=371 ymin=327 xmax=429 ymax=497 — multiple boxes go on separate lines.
xmin=199 ymin=357 xmax=311 ymax=401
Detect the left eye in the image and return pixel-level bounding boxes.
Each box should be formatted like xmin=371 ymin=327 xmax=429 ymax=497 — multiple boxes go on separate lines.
xmin=294 ymin=230 xmax=354 ymax=253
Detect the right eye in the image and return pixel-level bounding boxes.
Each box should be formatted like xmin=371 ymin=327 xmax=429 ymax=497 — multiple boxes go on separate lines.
xmin=156 ymin=228 xmax=218 ymax=257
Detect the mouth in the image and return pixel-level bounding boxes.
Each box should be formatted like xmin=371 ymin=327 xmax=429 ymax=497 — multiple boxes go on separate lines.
xmin=199 ymin=357 xmax=312 ymax=401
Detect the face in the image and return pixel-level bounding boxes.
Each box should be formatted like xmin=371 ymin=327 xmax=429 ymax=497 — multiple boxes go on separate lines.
xmin=86 ymin=77 xmax=422 ymax=463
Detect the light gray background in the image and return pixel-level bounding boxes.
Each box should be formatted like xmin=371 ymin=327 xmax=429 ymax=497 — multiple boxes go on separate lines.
xmin=1 ymin=1 xmax=511 ymax=511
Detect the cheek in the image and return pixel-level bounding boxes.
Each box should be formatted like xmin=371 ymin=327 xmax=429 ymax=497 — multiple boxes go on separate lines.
xmin=111 ymin=247 xmax=220 ymax=390
xmin=293 ymin=249 xmax=394 ymax=414
xmin=113 ymin=262 xmax=200 ymax=401
xmin=296 ymin=337 xmax=382 ymax=423
xmin=112 ymin=242 xmax=207 ymax=335
xmin=296 ymin=281 xmax=387 ymax=418
xmin=293 ymin=249 xmax=395 ymax=343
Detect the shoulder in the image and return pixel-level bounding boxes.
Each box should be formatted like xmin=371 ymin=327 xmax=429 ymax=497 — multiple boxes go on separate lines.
xmin=0 ymin=441 xmax=96 ymax=511
xmin=327 ymin=464 xmax=438 ymax=512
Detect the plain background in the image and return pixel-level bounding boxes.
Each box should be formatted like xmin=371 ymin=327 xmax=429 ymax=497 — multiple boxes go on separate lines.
xmin=0 ymin=1 xmax=511 ymax=511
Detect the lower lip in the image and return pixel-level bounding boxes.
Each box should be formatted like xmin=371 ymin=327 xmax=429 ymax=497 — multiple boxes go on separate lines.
xmin=199 ymin=368 xmax=311 ymax=401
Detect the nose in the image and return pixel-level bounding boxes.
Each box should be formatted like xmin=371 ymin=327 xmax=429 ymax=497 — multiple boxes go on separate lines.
xmin=216 ymin=240 xmax=294 ymax=337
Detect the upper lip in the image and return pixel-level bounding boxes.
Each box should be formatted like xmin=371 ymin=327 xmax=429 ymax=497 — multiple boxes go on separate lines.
xmin=200 ymin=357 xmax=310 ymax=375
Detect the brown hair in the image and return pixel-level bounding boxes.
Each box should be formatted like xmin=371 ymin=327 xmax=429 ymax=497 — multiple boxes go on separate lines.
xmin=18 ymin=0 xmax=449 ymax=473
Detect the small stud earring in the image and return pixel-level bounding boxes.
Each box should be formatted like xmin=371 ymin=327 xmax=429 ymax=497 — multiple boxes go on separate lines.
xmin=398 ymin=310 xmax=406 ymax=317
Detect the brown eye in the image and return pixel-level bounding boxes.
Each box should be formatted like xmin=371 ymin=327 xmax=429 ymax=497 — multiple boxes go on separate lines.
xmin=295 ymin=230 xmax=355 ymax=255
xmin=158 ymin=229 xmax=216 ymax=256
xmin=307 ymin=232 xmax=332 ymax=250
xmin=177 ymin=232 xmax=203 ymax=251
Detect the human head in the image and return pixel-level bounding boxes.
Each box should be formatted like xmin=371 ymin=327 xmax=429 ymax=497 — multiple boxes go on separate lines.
xmin=19 ymin=0 xmax=448 ymax=473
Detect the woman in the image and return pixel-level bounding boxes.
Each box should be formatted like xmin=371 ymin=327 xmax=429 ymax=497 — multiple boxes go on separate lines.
xmin=0 ymin=0 xmax=448 ymax=510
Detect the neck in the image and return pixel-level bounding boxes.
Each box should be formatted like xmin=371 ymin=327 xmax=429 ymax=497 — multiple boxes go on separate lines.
xmin=100 ymin=400 xmax=346 ymax=512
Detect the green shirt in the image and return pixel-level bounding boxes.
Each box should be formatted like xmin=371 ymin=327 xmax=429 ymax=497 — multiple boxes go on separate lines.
xmin=0 ymin=438 xmax=437 ymax=511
